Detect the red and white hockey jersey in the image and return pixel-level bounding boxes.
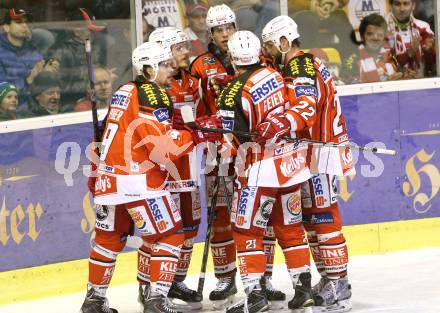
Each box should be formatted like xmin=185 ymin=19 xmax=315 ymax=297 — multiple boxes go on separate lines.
xmin=94 ymin=81 xmax=194 ymax=205
xmin=282 ymin=51 xmax=355 ymax=176
xmin=217 ymin=64 xmax=311 ymax=188
xmin=164 ymin=70 xmax=203 ymax=192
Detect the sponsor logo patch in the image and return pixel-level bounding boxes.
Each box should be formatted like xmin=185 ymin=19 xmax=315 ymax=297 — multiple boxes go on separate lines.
xmin=281 ymin=191 xmax=302 ymax=225
xmin=294 ymin=85 xmax=317 ymax=97
xmin=320 ymin=66 xmax=331 ymax=82
xmin=303 ymin=212 xmax=334 ymax=224
xmin=222 ymin=119 xmax=234 ymax=131
xmin=153 ymin=108 xmax=170 ymax=123
xmin=203 ymin=57 xmax=216 ymax=65
xmin=250 ymin=75 xmax=281 ymax=103
xmin=108 ymin=108 xmax=124 ymax=121
xmin=111 ymin=90 xmax=130 ymax=109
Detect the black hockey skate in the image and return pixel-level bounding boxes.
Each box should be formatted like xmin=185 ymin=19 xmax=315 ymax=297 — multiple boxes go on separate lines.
xmin=167 ymin=281 xmax=203 ymax=311
xmin=226 ymin=287 xmax=269 ymax=313
xmin=80 ymin=288 xmax=118 ymax=313
xmin=313 ymin=277 xmax=352 ymax=313
xmin=143 ymin=290 xmax=182 ymax=313
xmin=209 ymin=276 xmax=238 ymax=310
xmin=288 ymin=272 xmax=314 ymax=312
xmin=262 ymin=276 xmax=285 ymax=310
xmin=138 ymin=284 xmax=149 ymax=311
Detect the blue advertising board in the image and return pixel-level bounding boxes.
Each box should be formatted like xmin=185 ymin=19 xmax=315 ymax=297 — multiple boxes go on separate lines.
xmin=0 ymin=88 xmax=439 ymax=271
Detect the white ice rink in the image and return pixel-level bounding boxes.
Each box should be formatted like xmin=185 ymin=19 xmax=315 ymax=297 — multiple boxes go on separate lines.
xmin=1 ymin=248 xmax=439 ymax=313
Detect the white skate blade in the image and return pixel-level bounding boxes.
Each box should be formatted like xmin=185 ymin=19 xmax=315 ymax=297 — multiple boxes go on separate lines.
xmin=268 ymin=300 xmax=285 ymax=310
xmin=212 ymin=294 xmax=235 ymax=310
xmin=167 ymin=298 xmax=203 ymax=312
xmin=312 ymin=299 xmax=352 ymax=313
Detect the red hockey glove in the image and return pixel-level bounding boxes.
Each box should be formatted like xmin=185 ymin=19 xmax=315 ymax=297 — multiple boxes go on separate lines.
xmin=172 ymin=108 xmax=185 ymax=130
xmin=210 ymin=74 xmax=234 ymax=96
xmin=211 ymin=74 xmax=234 ymax=87
xmin=87 ymin=161 xmax=98 ymax=195
xmin=190 ymin=115 xmax=222 ymax=144
xmin=256 ymin=114 xmax=291 ymax=143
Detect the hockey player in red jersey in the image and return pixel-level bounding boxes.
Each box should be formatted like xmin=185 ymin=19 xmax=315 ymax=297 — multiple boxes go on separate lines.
xmin=190 ymin=4 xmax=237 ymax=115
xmin=189 ymin=4 xmax=239 ymax=307
xmin=80 ymin=41 xmax=217 ymax=313
xmin=216 ymin=30 xmax=313 ymax=313
xmin=262 ymin=15 xmax=354 ymax=312
xmin=148 ymin=26 xmax=204 ymax=310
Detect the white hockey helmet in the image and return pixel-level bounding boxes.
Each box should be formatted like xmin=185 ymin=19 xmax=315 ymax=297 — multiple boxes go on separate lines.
xmin=228 ymin=30 xmax=261 ymax=66
xmin=206 ymin=4 xmax=236 ymax=33
xmin=148 ymin=26 xmax=189 ymax=50
xmin=261 ymin=15 xmax=300 ymax=50
xmin=132 ymin=41 xmax=172 ymax=78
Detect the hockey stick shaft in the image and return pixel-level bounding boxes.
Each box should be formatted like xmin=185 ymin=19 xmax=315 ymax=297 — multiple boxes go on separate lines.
xmin=188 ymin=125 xmax=396 ymax=155
xmin=197 ymin=171 xmax=221 ymax=299
xmin=180 ymin=105 xmax=395 ymax=155
xmin=83 ymin=39 xmax=100 ymax=143
xmin=283 ymin=137 xmax=397 ymax=155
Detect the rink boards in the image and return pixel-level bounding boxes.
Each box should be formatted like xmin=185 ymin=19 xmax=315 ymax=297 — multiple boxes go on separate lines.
xmin=0 ymin=85 xmax=439 ymax=303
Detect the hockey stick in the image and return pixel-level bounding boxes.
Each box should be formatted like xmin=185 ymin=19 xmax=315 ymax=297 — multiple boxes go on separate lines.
xmin=80 ymin=8 xmax=106 ymax=143
xmin=196 ymin=161 xmax=221 ymax=301
xmin=180 ymin=106 xmax=397 ymax=156
xmin=79 ymin=9 xmax=147 ymax=253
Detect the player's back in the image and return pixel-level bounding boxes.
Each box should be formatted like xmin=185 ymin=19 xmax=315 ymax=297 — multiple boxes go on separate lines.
xmin=283 ymin=51 xmax=349 ymax=144
xmin=217 ymin=64 xmax=287 ymax=137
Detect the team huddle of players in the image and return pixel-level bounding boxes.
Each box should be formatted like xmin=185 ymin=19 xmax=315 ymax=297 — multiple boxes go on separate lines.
xmin=81 ymin=4 xmax=354 ymax=313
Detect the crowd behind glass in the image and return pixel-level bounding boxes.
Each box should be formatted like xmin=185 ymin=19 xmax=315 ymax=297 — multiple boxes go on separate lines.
xmin=0 ymin=0 xmax=436 ymax=122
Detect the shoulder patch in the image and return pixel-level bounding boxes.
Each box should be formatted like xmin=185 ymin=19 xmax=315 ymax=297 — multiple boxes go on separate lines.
xmin=111 ymin=90 xmax=131 ymax=109
xmin=284 ymin=53 xmax=317 ymax=80
xmin=203 ymin=57 xmax=216 ymax=65
xmin=217 ymin=78 xmax=243 ymax=108
xmin=138 ymin=83 xmax=172 ymax=108
xmin=153 ymin=108 xmax=170 ymax=123
xmin=119 ymin=84 xmax=135 ymax=92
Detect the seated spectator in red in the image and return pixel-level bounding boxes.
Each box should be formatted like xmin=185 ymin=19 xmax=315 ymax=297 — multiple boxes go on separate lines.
xmin=343 ymin=13 xmax=402 ymax=84
xmin=18 ymin=71 xmax=61 ymax=118
xmin=386 ymin=0 xmax=436 ymax=78
xmin=0 ymin=82 xmax=18 ymax=121
xmin=184 ymin=2 xmax=209 ymax=60
xmin=74 ymin=66 xmax=113 ymax=112
xmin=0 ymin=9 xmax=44 ymax=93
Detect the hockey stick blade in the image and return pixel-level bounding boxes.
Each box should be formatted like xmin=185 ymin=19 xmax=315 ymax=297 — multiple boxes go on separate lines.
xmin=79 ymin=8 xmax=106 ymax=33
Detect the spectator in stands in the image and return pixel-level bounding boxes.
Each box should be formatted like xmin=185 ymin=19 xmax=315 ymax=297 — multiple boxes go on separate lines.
xmin=343 ymin=13 xmax=402 ymax=84
xmin=292 ymin=0 xmax=357 ymax=61
xmin=18 ymin=71 xmax=61 ymax=118
xmin=1 ymin=1 xmax=64 ymax=53
xmin=387 ymin=0 xmax=436 ymax=78
xmin=0 ymin=9 xmax=44 ymax=94
xmin=231 ymin=0 xmax=278 ymax=38
xmin=74 ymin=66 xmax=113 ymax=112
xmin=184 ymin=1 xmax=209 ymax=58
xmin=143 ymin=15 xmax=155 ymax=42
xmin=48 ymin=8 xmax=105 ymax=113
xmin=0 ymin=82 xmax=19 ymax=121
xmin=309 ymin=47 xmax=345 ymax=85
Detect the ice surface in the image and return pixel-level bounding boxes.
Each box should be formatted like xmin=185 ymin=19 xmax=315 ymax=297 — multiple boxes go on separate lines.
xmin=1 ymin=248 xmax=439 ymax=313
